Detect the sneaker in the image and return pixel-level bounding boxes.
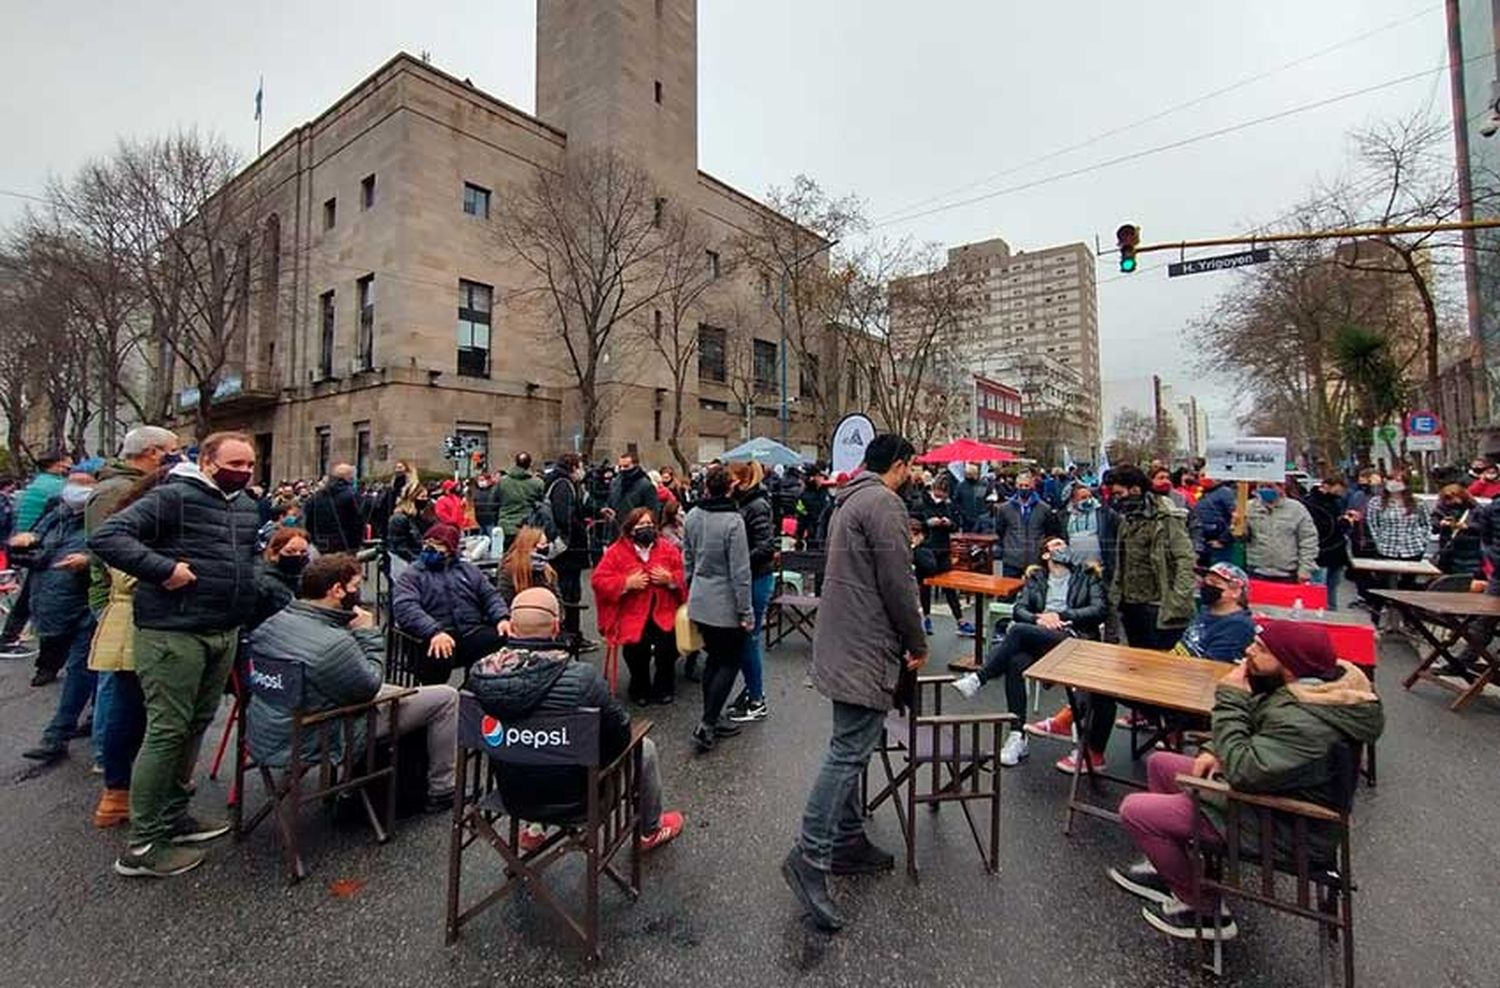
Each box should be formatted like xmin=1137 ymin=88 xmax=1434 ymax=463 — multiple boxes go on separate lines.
xmin=114 ymin=842 xmax=206 ymax=878
xmin=90 ymin=761 xmax=105 ymax=776
xmin=999 ymin=732 xmax=1029 ymax=767
xmin=692 ymin=724 xmax=716 ymax=753
xmin=923 ymin=616 xmax=934 ymax=636
xmin=30 ymin=669 xmax=58 ymax=687
xmin=1106 ymin=859 xmax=1173 ymax=906
xmin=713 ymin=720 xmax=743 ymax=738
xmin=1141 ymin=896 xmax=1238 ymax=942
xmin=1025 ymin=715 xmax=1073 ymax=741
xmin=518 ymin=822 xmax=548 ymax=853
xmin=727 ymin=691 xmax=751 ymax=716
xmin=1115 ymin=710 xmax=1152 ymax=730
xmin=728 ymin=699 xmax=769 ymax=723
xmin=167 ymin=812 xmax=231 ymax=845
xmin=950 ymin=672 xmax=982 ymax=699
xmin=652 ymin=693 xmax=675 ymax=706
xmin=830 ymin=833 xmax=896 ymax=875
xmin=576 ymin=638 xmax=601 ymax=655
xmin=21 ymin=741 xmax=67 ymax=763
xmin=640 ymin=810 xmax=684 ymax=852
xmin=956 ymin=621 xmax=976 ymax=638
xmin=1054 ymin=750 xmax=1106 ymax=775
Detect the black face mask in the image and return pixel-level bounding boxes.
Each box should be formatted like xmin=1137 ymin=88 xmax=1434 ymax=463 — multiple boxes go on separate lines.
xmin=632 ymin=528 xmax=657 ymax=547
xmin=339 ymin=586 xmax=359 ymax=612
xmin=1115 ymin=494 xmax=1145 ymax=515
xmin=276 ymin=555 xmax=309 ymax=577
xmin=1199 ymin=584 xmax=1224 ymax=607
xmin=1249 ymin=673 xmax=1284 ymax=696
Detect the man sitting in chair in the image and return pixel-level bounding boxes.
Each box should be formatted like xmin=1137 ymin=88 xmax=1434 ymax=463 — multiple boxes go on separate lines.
xmin=392 ymin=522 xmax=511 ymax=683
xmin=1106 ymin=619 xmax=1384 ymax=943
xmin=247 ymin=553 xmax=460 ymax=812
xmin=467 ymin=587 xmax=684 ymax=852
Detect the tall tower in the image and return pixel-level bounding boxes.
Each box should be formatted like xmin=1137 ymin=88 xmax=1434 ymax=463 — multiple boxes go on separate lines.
xmin=535 ymin=0 xmax=699 ymax=192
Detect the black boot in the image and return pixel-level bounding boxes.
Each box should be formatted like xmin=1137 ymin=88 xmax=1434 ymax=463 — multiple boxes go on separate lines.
xmin=781 ymin=848 xmax=845 ymax=931
xmin=830 ymin=833 xmax=895 ymax=875
xmin=682 ymin=651 xmax=701 ymax=682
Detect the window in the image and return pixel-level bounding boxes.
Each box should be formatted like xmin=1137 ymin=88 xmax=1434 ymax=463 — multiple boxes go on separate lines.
xmin=800 ymin=354 xmax=819 ymax=399
xmin=760 ymin=272 xmax=772 ymax=298
xmin=323 ymin=197 xmax=336 ymax=230
xmin=706 ymin=249 xmax=720 ymax=279
xmin=699 ymin=398 xmax=729 ymax=413
xmin=653 ymin=309 xmax=663 ymax=344
xmin=654 ymin=80 xmax=663 ymax=104
xmin=463 ymin=182 xmax=490 ymax=219
xmin=356 ymin=275 xmax=374 ymax=371
xmin=653 ymin=197 xmax=665 ymax=228
xmin=360 ymin=174 xmax=375 ymax=210
xmin=698 ymin=323 xmax=726 ymax=382
xmin=457 ymin=279 xmax=493 ymax=378
xmin=319 ymin=290 xmax=335 ymax=379
xmin=653 ymin=407 xmax=662 ymax=442
xmin=354 ymin=422 xmax=372 ymax=480
xmin=315 ymin=426 xmax=332 ymax=480
xmin=847 ymin=371 xmax=859 ymax=405
xmin=753 ymin=339 xmax=777 ymax=393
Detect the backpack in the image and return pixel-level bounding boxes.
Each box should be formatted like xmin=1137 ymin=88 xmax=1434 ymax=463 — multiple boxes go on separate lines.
xmin=526 ymin=480 xmax=567 ymax=558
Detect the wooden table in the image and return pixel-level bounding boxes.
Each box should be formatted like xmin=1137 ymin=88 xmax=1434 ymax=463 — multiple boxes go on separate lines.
xmin=1373 ymin=589 xmax=1500 ymax=711
xmin=923 ymin=570 xmax=1024 ymax=671
xmin=1024 ymin=637 xmax=1232 ymax=833
xmin=1349 ymin=557 xmax=1441 ymax=576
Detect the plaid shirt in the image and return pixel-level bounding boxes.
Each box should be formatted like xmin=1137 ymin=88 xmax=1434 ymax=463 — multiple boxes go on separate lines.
xmin=1365 ymin=497 xmax=1429 ymax=560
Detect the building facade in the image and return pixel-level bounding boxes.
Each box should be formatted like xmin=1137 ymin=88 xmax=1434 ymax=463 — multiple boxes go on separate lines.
xmin=193 ymin=0 xmax=823 ymax=482
xmin=973 ymin=376 xmax=1025 ymax=454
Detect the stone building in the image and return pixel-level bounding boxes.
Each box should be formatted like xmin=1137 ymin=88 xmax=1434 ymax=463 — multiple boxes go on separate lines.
xmin=197 ymin=0 xmax=825 ymax=482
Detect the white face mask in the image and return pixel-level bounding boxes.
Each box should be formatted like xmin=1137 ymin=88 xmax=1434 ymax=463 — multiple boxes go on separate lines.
xmin=1385 ymin=481 xmax=1406 ymax=494
xmin=60 ymin=483 xmax=92 ymax=510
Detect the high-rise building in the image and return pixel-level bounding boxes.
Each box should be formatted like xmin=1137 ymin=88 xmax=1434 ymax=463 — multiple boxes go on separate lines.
xmin=181 ymin=0 xmax=828 ymax=480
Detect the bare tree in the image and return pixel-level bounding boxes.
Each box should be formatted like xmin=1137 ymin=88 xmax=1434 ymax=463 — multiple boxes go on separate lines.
xmin=718 ymin=301 xmax=768 ymax=442
xmin=645 ymin=204 xmax=722 ymax=471
xmin=502 ymin=149 xmax=670 ymax=460
xmin=1107 ymin=407 xmax=1164 ymax=467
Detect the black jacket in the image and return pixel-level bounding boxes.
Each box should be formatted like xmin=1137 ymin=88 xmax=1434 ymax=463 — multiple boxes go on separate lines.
xmin=914 ymin=492 xmax=959 ymax=559
xmin=249 ymin=560 xmax=300 ymax=630
xmin=90 ymin=466 xmax=261 ymax=632
xmin=469 ymin=643 xmax=631 ymax=820
xmin=952 ymin=478 xmax=986 ymax=532
xmin=304 ymin=478 xmax=365 ymax=554
xmin=1012 ymin=563 xmax=1108 ymax=637
xmin=387 ymin=511 xmax=424 ymax=563
xmin=546 ymin=470 xmax=591 ymax=570
xmin=608 ymin=466 xmax=660 ymax=521
xmin=1303 ymin=489 xmax=1352 ymax=570
xmin=736 ymin=484 xmax=777 ymax=578
xmin=473 ymin=482 xmax=503 ymax=530
xmin=1433 ymin=501 xmax=1484 ymax=577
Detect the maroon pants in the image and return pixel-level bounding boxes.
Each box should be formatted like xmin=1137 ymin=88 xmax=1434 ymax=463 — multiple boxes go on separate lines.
xmin=1119 ymin=752 xmax=1224 ymax=909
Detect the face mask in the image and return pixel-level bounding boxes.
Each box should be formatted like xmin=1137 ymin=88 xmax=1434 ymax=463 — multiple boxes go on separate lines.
xmin=1471 ymin=466 xmax=1484 ymax=478
xmin=1017 ymin=487 xmax=1034 ymax=498
xmin=275 ymin=554 xmax=308 ymax=577
xmin=339 ymin=585 xmax=359 ymax=611
xmin=60 ymin=483 xmax=92 ymax=510
xmin=213 ymin=467 xmax=253 ymax=495
xmin=419 ymin=548 xmax=449 ymax=569
xmin=530 ymin=550 xmax=550 ymax=570
xmin=1151 ymin=480 xmax=1172 ymax=494
xmin=1074 ymin=497 xmax=1097 ymax=511
xmin=1115 ymin=494 xmax=1145 ymax=515
xmin=160 ymin=451 xmax=184 ymax=467
xmin=1255 ymin=487 xmax=1279 ymax=504
xmin=1199 ymin=584 xmax=1225 ymax=607
xmin=1047 ymin=547 xmax=1072 ymax=567
xmin=632 ymin=528 xmax=657 ymax=548
xmin=1385 ymin=481 xmax=1406 ymax=494
xmin=281 ymin=515 xmax=301 ymax=528
xmin=1486 ymin=472 xmax=1499 ymax=483
xmin=1249 ymin=673 xmax=1284 ymax=696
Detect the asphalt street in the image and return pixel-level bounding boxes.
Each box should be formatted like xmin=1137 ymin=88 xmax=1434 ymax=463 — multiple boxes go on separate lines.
xmin=1 ymin=611 xmax=1496 ymax=988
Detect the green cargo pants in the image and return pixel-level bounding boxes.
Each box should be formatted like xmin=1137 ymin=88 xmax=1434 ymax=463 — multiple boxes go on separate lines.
xmin=127 ymin=627 xmax=239 ymax=848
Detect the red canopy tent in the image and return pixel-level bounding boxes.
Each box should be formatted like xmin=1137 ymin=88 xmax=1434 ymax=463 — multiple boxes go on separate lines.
xmin=914 ymin=438 xmax=1019 ymax=464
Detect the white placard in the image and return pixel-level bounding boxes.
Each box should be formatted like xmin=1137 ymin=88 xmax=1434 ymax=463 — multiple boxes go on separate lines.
xmin=1405 ymin=435 xmax=1443 ymax=452
xmin=830 ymin=413 xmax=876 ymax=476
xmin=1205 ymin=437 xmax=1288 ymax=484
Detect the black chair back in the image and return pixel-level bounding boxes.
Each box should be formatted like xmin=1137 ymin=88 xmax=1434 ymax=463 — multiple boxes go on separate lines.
xmin=246 ymin=655 xmax=306 ymax=710
xmin=457 ymin=693 xmax=602 ymax=768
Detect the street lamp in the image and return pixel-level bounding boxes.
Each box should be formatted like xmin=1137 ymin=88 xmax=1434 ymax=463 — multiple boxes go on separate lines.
xmin=778 ymin=239 xmax=839 ymax=447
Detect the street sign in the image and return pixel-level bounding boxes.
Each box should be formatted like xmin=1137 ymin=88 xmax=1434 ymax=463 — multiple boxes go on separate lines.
xmin=1404 ymin=409 xmax=1444 ymax=452
xmin=1205 ymin=437 xmax=1287 ymax=484
xmin=1167 ymin=248 xmax=1271 ymax=278
xmin=1371 ymin=423 xmax=1402 ymax=461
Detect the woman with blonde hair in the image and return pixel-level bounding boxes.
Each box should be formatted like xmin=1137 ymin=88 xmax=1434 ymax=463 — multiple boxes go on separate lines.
xmin=497 ymin=525 xmax=558 ymax=607
xmin=725 ymin=459 xmax=777 ymax=723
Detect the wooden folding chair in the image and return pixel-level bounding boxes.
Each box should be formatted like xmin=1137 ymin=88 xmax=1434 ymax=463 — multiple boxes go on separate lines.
xmin=862 ymin=674 xmax=1015 ymax=880
xmin=233 ymin=655 xmax=414 ymax=882
xmin=766 ymin=550 xmax=826 ymax=649
xmin=445 ymin=694 xmax=650 ymax=964
xmin=1181 ymin=742 xmax=1361 ymax=986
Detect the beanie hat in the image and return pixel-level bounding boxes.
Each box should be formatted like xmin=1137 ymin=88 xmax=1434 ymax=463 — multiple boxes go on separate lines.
xmin=423 ymin=522 xmax=462 ymax=555
xmin=440 ymin=478 xmax=458 ymax=493
xmin=1256 ymin=619 xmax=1338 ymax=679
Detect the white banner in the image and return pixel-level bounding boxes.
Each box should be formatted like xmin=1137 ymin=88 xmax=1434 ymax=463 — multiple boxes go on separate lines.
xmin=1205 ymin=437 xmax=1288 ymax=484
xmin=830 ymin=414 xmax=876 ymax=476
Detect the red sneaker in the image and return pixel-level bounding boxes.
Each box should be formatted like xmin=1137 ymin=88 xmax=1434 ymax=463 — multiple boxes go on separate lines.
xmin=1115 ymin=710 xmax=1152 ymax=730
xmin=1054 ymin=750 xmax=1106 ymax=775
xmin=1025 ymin=716 xmax=1073 ymax=741
xmin=640 ymin=810 xmax=684 ymax=852
xmin=518 ymin=823 xmax=547 ymax=853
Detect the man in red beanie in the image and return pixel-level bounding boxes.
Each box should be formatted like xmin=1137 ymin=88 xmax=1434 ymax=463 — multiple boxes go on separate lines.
xmin=1105 ymin=619 xmax=1384 ymax=943
xmin=391 ymin=522 xmax=511 ymax=682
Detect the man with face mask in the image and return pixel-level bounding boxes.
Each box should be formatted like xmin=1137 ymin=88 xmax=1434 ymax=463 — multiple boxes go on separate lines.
xmin=1467 ymin=457 xmax=1500 ymax=499
xmin=1243 ymin=481 xmax=1318 ymax=583
xmin=1108 ymin=620 xmax=1383 ymax=942
xmin=604 ymin=451 xmax=660 ymax=525
xmin=247 ymin=553 xmax=459 ymax=811
xmin=391 ymin=522 xmax=511 ymax=683
xmin=544 ymin=453 xmax=594 ymax=649
xmin=91 ymin=431 xmax=263 ymax=878
xmin=18 ymin=469 xmax=98 ymax=759
xmin=992 ymin=471 xmax=1063 ymax=578
xmin=952 ymin=463 xmax=987 ymax=533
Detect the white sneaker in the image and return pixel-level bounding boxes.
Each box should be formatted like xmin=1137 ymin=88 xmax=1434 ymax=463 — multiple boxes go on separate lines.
xmin=999 ymin=732 xmax=1029 ymax=767
xmin=950 ymin=672 xmax=982 ymax=698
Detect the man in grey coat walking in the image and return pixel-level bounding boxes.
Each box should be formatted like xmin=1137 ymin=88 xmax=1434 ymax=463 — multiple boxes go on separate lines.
xmin=782 ymin=434 xmax=926 ymax=932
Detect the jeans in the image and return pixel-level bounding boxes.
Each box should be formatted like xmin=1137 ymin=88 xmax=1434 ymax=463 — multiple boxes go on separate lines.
xmin=739 ymin=573 xmax=775 ymax=702
xmin=798 ymin=700 xmax=887 ymax=869
xmin=374 ymin=683 xmax=459 ymax=796
xmin=1000 ymin=562 xmax=1027 ymax=580
xmin=1119 ymin=752 xmax=1224 ymax=909
xmin=1084 ymin=604 xmax=1184 ymax=753
xmin=129 ymin=627 xmax=238 ymax=847
xmin=698 ymin=623 xmax=745 ymax=728
xmin=98 ymin=670 xmax=146 ymax=790
xmin=1311 ymin=566 xmax=1343 ymax=610
xmin=40 ymin=612 xmax=98 ymax=748
xmin=978 ymin=622 xmax=1067 ymax=715
xmin=623 ymin=621 xmax=676 ymax=702
xmin=92 ymin=670 xmax=112 ymax=765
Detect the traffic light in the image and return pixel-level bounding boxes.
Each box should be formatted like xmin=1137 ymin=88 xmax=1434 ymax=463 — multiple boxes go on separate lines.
xmin=1116 ymin=224 xmax=1140 ymax=273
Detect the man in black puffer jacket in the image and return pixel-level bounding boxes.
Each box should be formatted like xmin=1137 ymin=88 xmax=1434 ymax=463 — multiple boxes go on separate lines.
xmin=468 ymin=588 xmax=683 ymax=849
xmin=606 ymin=451 xmax=660 ymax=523
xmin=303 ymin=463 xmax=365 ymax=554
xmin=90 ymin=432 xmax=263 ymax=879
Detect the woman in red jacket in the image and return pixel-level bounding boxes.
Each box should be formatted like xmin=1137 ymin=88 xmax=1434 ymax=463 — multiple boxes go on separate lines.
xmin=592 ymin=506 xmax=687 ymax=704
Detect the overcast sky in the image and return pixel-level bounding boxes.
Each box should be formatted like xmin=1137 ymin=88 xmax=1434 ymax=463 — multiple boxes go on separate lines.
xmin=0 ymin=0 xmax=1452 ymax=435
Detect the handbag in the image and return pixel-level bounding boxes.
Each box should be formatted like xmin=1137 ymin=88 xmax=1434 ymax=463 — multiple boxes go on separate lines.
xmin=674 ymin=604 xmax=704 ymax=654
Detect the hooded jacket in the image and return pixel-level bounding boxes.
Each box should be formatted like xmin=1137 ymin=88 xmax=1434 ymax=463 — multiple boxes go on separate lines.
xmin=1206 ymin=661 xmax=1384 ymax=857
xmin=85 ymin=461 xmax=146 ymax=611
xmin=495 ymin=466 xmax=545 ymax=537
xmin=1012 ymin=561 xmax=1107 ymax=637
xmin=683 ymin=496 xmax=751 ymax=629
xmin=1109 ymin=493 xmax=1197 ymax=629
xmin=607 ymin=466 xmax=660 ymax=521
xmin=811 ymin=471 xmax=926 ymax=712
xmin=1195 ymin=482 xmax=1238 ymax=548
xmin=23 ymin=501 xmax=90 ymax=637
xmin=468 ymin=643 xmax=631 ymax=820
xmin=1302 ymin=488 xmax=1353 ymax=570
xmin=951 ymin=476 xmax=987 ymax=532
xmin=735 ymin=483 xmax=777 ymax=578
xmin=90 ymin=463 xmax=261 ymax=632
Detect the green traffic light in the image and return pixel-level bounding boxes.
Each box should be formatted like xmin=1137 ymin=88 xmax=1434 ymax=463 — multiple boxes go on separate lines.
xmin=1120 ymin=256 xmax=1136 ymax=273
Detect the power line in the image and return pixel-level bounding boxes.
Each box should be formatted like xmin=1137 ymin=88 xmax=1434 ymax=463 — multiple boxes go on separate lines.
xmin=872 ymin=52 xmax=1487 ymax=232
xmin=872 ymin=3 xmax=1444 ymax=225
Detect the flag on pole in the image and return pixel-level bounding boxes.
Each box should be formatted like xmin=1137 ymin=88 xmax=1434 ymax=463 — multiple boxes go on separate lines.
xmin=254 ymin=76 xmax=264 ymax=122
xmin=1097 ymin=445 xmax=1110 ymax=479
xmin=1062 ymin=445 xmax=1075 ymax=471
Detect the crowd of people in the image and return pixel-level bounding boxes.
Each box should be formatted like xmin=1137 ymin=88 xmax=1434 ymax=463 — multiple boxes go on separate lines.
xmin=10 ymin=427 xmax=1479 ymax=949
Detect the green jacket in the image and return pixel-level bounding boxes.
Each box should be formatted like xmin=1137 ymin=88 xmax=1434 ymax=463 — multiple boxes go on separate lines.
xmin=1206 ymin=661 xmax=1384 ymax=859
xmin=85 ymin=462 xmax=146 ymax=611
xmin=495 ymin=466 xmax=544 ymax=537
xmin=1108 ymin=493 xmax=1197 ymax=628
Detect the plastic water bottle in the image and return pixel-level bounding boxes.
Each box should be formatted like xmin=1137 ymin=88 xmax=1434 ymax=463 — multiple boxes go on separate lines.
xmin=490 ymin=526 xmax=505 ymax=560
xmin=1290 ymin=597 xmax=1305 ymax=621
